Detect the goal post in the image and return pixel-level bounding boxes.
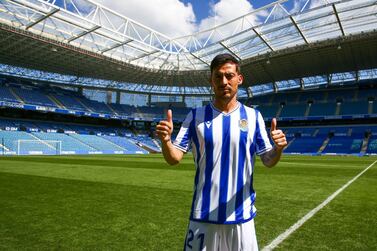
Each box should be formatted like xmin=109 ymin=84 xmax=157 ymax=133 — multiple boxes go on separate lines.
xmin=17 ymin=139 xmax=62 ymax=155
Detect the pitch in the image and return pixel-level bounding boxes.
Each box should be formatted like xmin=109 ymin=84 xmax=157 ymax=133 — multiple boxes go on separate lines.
xmin=0 ymin=154 xmax=376 ymax=250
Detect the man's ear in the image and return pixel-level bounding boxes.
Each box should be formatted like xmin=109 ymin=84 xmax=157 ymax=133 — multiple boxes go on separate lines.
xmin=238 ymin=74 xmax=244 ymax=85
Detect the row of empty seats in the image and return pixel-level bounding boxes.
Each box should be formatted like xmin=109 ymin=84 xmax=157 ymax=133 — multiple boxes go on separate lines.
xmin=279 ymin=125 xmax=377 ymax=155
xmin=0 ymin=130 xmax=149 ymax=155
xmin=0 ymin=80 xmax=189 ymax=119
xmin=252 ymin=87 xmax=377 ymax=105
xmin=256 ymin=100 xmax=375 ymax=118
xmin=0 ymin=118 xmax=157 ymax=155
xmin=0 ymin=117 xmax=375 ymax=155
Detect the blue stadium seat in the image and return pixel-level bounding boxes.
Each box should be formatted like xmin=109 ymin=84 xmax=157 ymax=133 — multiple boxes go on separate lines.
xmin=11 ymin=86 xmax=58 ymax=107
xmin=299 ymin=91 xmax=325 ymax=103
xmin=326 ymin=89 xmax=355 ymax=102
xmin=322 ymin=136 xmax=363 ymax=154
xmin=373 ymin=101 xmax=377 ymax=114
xmin=52 ymin=94 xmax=88 ymax=111
xmin=249 ymin=95 xmax=272 ymax=105
xmin=279 ymin=103 xmax=307 ymax=117
xmin=79 ymin=98 xmax=113 ymax=114
xmin=0 ymin=86 xmax=20 ymax=103
xmin=285 ymin=136 xmax=326 ymax=154
xmin=32 ymin=132 xmax=94 ymax=154
xmin=256 ymin=105 xmax=278 ymax=118
xmin=308 ymin=102 xmax=337 ymax=116
xmin=102 ymin=135 xmax=148 ymax=154
xmin=0 ymin=130 xmax=57 ymax=154
xmin=69 ymin=134 xmax=126 ymax=153
xmin=339 ymin=101 xmax=369 ymax=115
xmin=367 ymin=136 xmax=377 ymax=154
xmin=109 ymin=103 xmax=135 ymax=116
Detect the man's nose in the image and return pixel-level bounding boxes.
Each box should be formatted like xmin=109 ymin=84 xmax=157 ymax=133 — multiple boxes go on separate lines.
xmin=220 ymin=76 xmax=228 ymax=85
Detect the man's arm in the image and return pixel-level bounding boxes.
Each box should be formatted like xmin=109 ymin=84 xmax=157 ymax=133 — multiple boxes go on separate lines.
xmin=260 ymin=146 xmax=283 ymax=168
xmin=155 ymin=109 xmax=184 ymax=165
xmin=160 ymin=140 xmax=184 ymax=165
xmin=260 ymin=118 xmax=287 ymax=168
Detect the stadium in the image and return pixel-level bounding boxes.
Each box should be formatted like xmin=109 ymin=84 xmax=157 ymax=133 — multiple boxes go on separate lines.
xmin=0 ymin=0 xmax=376 ymax=250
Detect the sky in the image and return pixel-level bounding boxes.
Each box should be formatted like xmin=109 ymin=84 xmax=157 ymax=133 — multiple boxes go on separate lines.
xmin=94 ymin=0 xmax=326 ymax=38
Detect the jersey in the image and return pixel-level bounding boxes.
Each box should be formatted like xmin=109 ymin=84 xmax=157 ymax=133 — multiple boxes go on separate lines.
xmin=173 ymin=102 xmax=272 ymax=224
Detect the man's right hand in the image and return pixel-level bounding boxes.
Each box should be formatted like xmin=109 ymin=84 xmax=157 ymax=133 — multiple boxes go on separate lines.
xmin=156 ymin=109 xmax=173 ymax=143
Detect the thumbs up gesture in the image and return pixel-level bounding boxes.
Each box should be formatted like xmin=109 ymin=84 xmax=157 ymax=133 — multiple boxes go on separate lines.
xmin=156 ymin=109 xmax=174 ymax=143
xmin=270 ymin=118 xmax=287 ymax=150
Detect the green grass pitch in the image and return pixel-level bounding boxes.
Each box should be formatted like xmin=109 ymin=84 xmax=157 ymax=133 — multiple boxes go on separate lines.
xmin=0 ymin=154 xmax=376 ymax=250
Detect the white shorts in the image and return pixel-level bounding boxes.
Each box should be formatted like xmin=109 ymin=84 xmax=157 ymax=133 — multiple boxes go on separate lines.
xmin=184 ymin=219 xmax=258 ymax=251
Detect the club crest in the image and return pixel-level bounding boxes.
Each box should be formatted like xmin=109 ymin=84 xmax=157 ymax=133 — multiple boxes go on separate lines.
xmin=239 ymin=119 xmax=248 ymax=132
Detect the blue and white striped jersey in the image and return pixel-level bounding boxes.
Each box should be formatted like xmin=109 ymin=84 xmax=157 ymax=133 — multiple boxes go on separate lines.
xmin=173 ymin=102 xmax=272 ymax=224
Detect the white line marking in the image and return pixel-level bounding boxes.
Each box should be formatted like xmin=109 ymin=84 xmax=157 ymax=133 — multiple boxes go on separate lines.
xmin=262 ymin=160 xmax=377 ymax=251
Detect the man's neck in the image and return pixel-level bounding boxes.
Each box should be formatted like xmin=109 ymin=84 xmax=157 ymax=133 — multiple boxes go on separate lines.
xmin=212 ymin=98 xmax=238 ymax=113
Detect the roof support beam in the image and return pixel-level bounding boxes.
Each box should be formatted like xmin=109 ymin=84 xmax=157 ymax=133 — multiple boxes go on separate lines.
xmin=355 ymin=70 xmax=359 ymax=82
xmin=129 ymin=50 xmax=159 ymax=62
xmin=299 ymin=78 xmax=304 ymax=90
xmin=67 ymin=25 xmax=101 ymax=43
xmin=272 ymin=81 xmax=278 ymax=93
xmin=190 ymin=53 xmax=210 ymax=66
xmin=100 ymin=39 xmax=132 ymax=53
xmin=25 ymin=8 xmax=59 ymax=30
xmin=326 ymin=73 xmax=331 ymax=87
xmin=332 ymin=4 xmax=345 ymax=37
xmin=219 ymin=42 xmax=242 ymax=61
xmin=289 ymin=16 xmax=309 ymax=44
xmin=252 ymin=28 xmax=274 ymax=51
xmin=159 ymin=54 xmax=172 ymax=70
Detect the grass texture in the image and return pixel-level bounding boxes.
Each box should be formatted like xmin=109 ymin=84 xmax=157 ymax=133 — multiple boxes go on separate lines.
xmin=0 ymin=154 xmax=376 ymax=250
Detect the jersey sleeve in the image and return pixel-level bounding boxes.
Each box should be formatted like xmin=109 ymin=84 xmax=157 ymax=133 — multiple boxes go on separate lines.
xmin=173 ymin=110 xmax=193 ymax=153
xmin=255 ymin=110 xmax=273 ymax=155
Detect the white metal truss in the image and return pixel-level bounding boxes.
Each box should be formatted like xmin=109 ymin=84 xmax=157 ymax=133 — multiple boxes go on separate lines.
xmin=0 ymin=0 xmax=376 ymax=72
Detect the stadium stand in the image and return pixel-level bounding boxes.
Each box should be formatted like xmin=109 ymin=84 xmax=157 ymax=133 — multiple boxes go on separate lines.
xmin=0 ymin=73 xmax=376 ymax=156
xmin=109 ymin=103 xmax=135 ymax=116
xmin=0 ymin=130 xmax=57 ymax=155
xmin=0 ymin=85 xmax=20 ymax=103
xmin=0 ymin=117 xmax=153 ymax=155
xmin=279 ymin=103 xmax=307 ymax=117
xmin=339 ymin=101 xmax=369 ymax=115
xmin=103 ymin=135 xmax=148 ymax=154
xmin=32 ymin=132 xmax=94 ymax=154
xmin=1 ymin=76 xmax=377 ymax=156
xmin=79 ymin=98 xmax=113 ymax=114
xmin=11 ymin=85 xmax=58 ymax=108
xmin=51 ymin=93 xmax=88 ymax=111
xmin=280 ymin=125 xmax=376 ymax=155
xmin=367 ymin=136 xmax=377 ymax=154
xmin=256 ymin=104 xmax=279 ymax=118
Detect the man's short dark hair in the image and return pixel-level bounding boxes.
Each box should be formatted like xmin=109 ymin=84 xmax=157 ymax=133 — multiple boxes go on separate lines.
xmin=210 ymin=53 xmax=240 ymax=74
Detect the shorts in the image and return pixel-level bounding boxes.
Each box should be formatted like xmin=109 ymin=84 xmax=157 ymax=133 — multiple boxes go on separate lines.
xmin=183 ymin=219 xmax=258 ymax=251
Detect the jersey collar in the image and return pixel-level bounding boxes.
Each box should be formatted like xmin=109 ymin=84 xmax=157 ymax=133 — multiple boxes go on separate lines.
xmin=210 ymin=101 xmax=241 ymax=116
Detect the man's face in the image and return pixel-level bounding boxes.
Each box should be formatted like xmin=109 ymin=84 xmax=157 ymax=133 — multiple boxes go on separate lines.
xmin=211 ymin=62 xmax=243 ymax=102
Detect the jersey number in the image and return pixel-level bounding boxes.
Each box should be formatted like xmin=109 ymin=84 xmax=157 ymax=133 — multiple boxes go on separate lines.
xmin=186 ymin=230 xmax=205 ymax=250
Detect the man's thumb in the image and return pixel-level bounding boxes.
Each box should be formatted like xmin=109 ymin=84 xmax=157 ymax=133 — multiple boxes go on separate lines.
xmin=167 ymin=109 xmax=173 ymax=123
xmin=271 ymin=118 xmax=277 ymax=131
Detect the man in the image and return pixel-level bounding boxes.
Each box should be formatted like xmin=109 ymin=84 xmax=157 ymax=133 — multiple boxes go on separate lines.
xmin=156 ymin=53 xmax=287 ymax=251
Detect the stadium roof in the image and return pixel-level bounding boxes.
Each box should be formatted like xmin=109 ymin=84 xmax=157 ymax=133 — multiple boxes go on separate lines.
xmin=0 ymin=0 xmax=377 ymax=94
